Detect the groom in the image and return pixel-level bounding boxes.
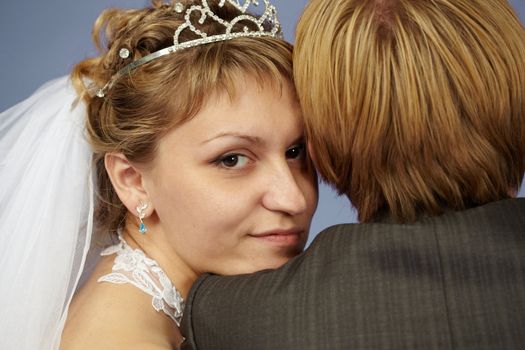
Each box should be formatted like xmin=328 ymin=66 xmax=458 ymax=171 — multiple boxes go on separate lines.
xmin=181 ymin=0 xmax=525 ymax=348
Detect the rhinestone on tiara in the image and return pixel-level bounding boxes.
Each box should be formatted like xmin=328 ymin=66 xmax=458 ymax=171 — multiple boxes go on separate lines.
xmin=119 ymin=48 xmax=130 ymax=59
xmin=174 ymin=2 xmax=185 ymax=13
xmin=96 ymin=0 xmax=281 ymax=98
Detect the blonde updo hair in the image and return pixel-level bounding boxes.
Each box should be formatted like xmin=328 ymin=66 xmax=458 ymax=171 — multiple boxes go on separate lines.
xmin=72 ymin=0 xmax=293 ymax=235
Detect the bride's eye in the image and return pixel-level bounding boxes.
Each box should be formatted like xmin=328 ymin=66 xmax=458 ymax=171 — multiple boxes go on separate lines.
xmin=216 ymin=154 xmax=249 ymax=169
xmin=285 ymin=143 xmax=306 ymax=161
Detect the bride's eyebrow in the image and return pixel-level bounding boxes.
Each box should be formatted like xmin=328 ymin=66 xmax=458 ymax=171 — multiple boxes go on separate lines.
xmin=201 ymin=132 xmax=264 ymax=145
xmin=289 ymin=135 xmax=305 ymax=145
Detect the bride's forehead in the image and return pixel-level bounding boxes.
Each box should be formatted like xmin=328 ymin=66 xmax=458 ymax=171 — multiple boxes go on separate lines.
xmin=200 ymin=72 xmax=292 ymax=107
xmin=170 ymin=80 xmax=298 ymax=133
xmin=159 ymin=89 xmax=303 ymax=151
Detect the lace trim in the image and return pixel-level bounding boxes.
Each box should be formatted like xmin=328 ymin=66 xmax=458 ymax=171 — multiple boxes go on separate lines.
xmin=97 ymin=235 xmax=185 ymax=326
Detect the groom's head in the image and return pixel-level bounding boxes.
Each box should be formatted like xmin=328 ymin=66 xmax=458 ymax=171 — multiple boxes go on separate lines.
xmin=295 ymin=0 xmax=525 ymax=223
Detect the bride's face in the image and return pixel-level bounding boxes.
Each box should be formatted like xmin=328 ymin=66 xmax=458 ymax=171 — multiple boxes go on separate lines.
xmin=141 ymin=76 xmax=318 ymax=275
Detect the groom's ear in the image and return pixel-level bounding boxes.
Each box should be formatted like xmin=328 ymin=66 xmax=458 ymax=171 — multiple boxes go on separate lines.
xmin=104 ymin=152 xmax=150 ymax=215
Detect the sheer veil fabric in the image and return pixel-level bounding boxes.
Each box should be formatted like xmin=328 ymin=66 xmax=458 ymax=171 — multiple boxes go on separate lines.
xmin=0 ymin=76 xmax=95 ymax=349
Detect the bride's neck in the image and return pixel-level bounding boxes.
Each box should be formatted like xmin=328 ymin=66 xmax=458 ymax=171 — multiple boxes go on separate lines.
xmin=121 ymin=222 xmax=198 ymax=299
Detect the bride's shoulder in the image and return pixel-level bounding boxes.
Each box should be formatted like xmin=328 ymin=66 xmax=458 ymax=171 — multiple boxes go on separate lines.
xmin=60 ymin=257 xmax=178 ymax=349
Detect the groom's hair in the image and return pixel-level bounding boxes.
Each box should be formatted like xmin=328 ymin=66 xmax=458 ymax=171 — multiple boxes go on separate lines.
xmin=294 ymin=0 xmax=525 ymax=222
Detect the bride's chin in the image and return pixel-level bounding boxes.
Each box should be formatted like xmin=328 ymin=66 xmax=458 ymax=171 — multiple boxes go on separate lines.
xmin=243 ymin=254 xmax=299 ymax=274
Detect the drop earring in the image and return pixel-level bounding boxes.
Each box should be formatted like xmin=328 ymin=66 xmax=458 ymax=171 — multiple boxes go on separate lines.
xmin=136 ymin=201 xmax=148 ymax=234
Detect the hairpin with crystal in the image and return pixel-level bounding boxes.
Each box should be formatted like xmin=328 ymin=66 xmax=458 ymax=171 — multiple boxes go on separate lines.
xmin=96 ymin=0 xmax=281 ymax=98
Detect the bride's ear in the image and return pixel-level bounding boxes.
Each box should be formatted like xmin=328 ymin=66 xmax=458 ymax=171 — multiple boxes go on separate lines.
xmin=104 ymin=152 xmax=150 ymax=215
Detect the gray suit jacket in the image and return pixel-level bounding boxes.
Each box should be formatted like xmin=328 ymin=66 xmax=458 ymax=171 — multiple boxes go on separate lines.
xmin=181 ymin=199 xmax=525 ymax=349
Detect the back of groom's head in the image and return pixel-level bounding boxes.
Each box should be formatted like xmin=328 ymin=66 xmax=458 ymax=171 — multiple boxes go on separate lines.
xmin=295 ymin=0 xmax=525 ymax=223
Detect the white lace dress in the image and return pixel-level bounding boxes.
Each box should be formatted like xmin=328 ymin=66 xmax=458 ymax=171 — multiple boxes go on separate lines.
xmin=98 ymin=236 xmax=185 ymax=326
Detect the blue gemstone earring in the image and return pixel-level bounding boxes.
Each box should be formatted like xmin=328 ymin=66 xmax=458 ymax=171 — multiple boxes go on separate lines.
xmin=136 ymin=201 xmax=148 ymax=234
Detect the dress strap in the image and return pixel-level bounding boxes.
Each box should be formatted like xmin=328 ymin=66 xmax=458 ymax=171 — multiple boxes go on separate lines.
xmin=98 ymin=235 xmax=185 ymax=326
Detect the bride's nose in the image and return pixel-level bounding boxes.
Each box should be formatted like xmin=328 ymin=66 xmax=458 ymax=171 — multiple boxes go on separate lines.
xmin=261 ymin=164 xmax=308 ymax=216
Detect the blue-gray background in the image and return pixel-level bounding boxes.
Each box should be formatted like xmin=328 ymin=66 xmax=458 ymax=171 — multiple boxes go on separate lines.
xmin=1 ymin=1 xmax=524 ymax=244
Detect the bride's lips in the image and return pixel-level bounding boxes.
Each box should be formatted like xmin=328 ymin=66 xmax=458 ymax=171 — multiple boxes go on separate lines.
xmin=248 ymin=228 xmax=304 ymax=247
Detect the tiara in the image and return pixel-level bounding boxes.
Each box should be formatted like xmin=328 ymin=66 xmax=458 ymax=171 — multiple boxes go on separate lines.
xmin=96 ymin=0 xmax=281 ymax=98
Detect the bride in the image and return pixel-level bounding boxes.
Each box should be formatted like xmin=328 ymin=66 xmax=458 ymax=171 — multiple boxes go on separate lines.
xmin=0 ymin=0 xmax=317 ymax=348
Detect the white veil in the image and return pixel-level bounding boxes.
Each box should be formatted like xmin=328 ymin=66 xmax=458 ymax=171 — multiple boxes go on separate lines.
xmin=0 ymin=76 xmax=94 ymax=349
